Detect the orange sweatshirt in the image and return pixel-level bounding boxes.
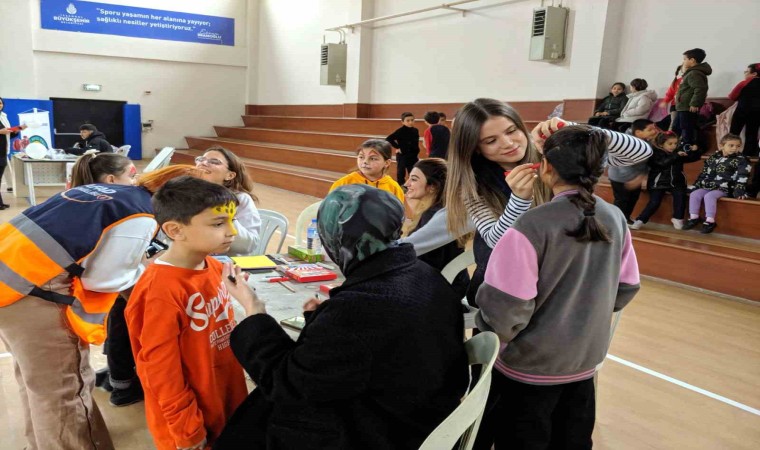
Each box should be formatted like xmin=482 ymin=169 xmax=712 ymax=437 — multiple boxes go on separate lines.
xmin=330 ymin=171 xmax=405 ymax=204
xmin=125 ymin=257 xmax=247 ymax=450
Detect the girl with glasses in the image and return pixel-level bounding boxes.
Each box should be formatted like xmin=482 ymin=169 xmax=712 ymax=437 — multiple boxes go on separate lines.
xmin=195 ymin=146 xmax=262 ymax=255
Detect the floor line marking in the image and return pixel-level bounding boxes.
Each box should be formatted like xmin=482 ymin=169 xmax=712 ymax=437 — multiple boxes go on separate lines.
xmin=0 ymin=352 xmax=12 ymax=359
xmin=606 ymin=354 xmax=760 ymax=416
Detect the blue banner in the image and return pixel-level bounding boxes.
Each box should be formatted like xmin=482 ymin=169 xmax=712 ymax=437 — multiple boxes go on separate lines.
xmin=41 ymin=1 xmax=234 ymax=46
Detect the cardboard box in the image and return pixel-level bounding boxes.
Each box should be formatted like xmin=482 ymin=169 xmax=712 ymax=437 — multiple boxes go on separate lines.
xmin=287 ymin=245 xmax=324 ymax=263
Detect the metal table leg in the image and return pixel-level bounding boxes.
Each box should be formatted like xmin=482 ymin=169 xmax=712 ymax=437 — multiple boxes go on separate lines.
xmin=25 ymin=162 xmax=36 ymax=206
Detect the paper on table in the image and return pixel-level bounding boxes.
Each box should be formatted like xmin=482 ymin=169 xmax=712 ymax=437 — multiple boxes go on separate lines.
xmin=231 ymin=255 xmax=277 ymax=270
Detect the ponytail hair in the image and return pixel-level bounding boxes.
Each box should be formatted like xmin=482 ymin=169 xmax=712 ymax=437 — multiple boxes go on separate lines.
xmin=543 ymin=125 xmax=611 ymax=243
xmin=137 ymin=164 xmax=205 ymax=194
xmin=70 ymin=153 xmax=132 ymax=188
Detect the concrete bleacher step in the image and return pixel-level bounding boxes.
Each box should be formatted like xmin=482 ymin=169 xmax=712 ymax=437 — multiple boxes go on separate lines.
xmin=174 ymin=149 xmax=343 ymax=198
xmin=596 ymin=182 xmax=760 ymax=240
xmin=214 ymin=126 xmax=379 ymax=152
xmin=186 ymin=136 xmax=364 ymax=174
xmin=242 ymin=115 xmax=420 ymax=135
xmin=630 ymin=225 xmax=760 ymax=302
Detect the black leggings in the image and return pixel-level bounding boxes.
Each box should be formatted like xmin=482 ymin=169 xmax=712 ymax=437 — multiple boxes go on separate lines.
xmin=474 ymin=370 xmax=595 ymax=450
xmin=636 ymin=188 xmax=687 ymax=223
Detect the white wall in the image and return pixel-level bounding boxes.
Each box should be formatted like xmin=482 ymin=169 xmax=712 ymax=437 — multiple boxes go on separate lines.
xmin=254 ymin=0 xmax=350 ymax=105
xmin=34 ymin=52 xmax=246 ymax=152
xmin=369 ymin=0 xmax=611 ymax=103
xmin=1 ymin=0 xmax=249 ymax=156
xmin=613 ymin=0 xmax=760 ymax=99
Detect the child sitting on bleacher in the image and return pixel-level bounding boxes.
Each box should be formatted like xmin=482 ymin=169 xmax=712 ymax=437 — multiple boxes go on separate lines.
xmin=683 ymin=134 xmax=751 ymax=234
xmin=330 ymin=139 xmax=405 ymax=203
xmin=630 ymin=132 xmax=702 ymax=230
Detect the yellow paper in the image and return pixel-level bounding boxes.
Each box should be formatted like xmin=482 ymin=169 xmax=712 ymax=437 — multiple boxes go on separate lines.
xmin=231 ymin=255 xmax=277 ymax=270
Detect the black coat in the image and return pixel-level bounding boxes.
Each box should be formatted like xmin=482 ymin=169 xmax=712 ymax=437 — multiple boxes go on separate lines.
xmin=647 ymin=148 xmax=702 ymax=190
xmin=216 ymin=244 xmax=468 ymax=450
xmin=415 ymin=205 xmax=470 ymax=300
xmin=594 ymin=94 xmax=628 ymax=117
xmin=67 ymin=131 xmax=113 ymax=155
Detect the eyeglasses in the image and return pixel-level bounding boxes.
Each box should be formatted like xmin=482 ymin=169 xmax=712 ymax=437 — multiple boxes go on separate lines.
xmin=195 ymin=156 xmax=227 ymax=167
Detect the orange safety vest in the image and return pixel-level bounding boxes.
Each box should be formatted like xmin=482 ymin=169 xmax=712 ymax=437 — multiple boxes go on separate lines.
xmin=0 ymin=184 xmax=154 ymax=345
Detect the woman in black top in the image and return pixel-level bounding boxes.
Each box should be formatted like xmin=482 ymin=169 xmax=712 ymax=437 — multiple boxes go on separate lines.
xmin=402 ymin=158 xmax=470 ymax=299
xmin=0 ymin=97 xmax=27 ymax=209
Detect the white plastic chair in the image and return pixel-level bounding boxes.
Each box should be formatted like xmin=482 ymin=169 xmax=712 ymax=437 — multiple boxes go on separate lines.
xmin=114 ymin=145 xmax=131 ymax=157
xmin=143 ymin=147 xmax=175 ymax=173
xmin=419 ymin=331 xmax=500 ymax=450
xmin=294 ymin=201 xmax=322 ymax=247
xmin=441 ymin=250 xmax=478 ymax=329
xmin=255 ymin=209 xmax=289 ymax=255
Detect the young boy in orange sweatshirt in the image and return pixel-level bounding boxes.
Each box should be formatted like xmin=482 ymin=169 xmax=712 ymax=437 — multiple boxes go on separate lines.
xmin=125 ymin=176 xmax=248 ymax=450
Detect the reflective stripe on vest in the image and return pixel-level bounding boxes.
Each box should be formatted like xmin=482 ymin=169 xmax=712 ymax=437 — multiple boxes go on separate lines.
xmin=10 ymin=214 xmax=76 ymax=269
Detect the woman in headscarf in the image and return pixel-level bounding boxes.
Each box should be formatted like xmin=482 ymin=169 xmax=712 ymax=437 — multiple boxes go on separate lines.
xmin=215 ymin=184 xmax=469 ymax=450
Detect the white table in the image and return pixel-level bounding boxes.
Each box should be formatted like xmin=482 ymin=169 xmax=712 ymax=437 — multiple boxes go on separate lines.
xmin=243 ymin=266 xmax=344 ymax=339
xmin=11 ymin=154 xmax=78 ymax=206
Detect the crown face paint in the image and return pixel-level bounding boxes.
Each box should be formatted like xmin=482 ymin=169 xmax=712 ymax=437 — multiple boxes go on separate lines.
xmin=213 ymin=201 xmax=238 ymax=235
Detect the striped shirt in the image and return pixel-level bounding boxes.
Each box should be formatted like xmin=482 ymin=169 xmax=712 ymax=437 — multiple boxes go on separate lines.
xmin=467 ymin=128 xmax=651 ymax=248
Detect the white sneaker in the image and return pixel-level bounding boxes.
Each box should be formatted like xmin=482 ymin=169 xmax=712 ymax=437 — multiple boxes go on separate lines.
xmin=671 ymin=218 xmax=684 ymax=230
xmin=629 ymin=220 xmax=644 ymax=230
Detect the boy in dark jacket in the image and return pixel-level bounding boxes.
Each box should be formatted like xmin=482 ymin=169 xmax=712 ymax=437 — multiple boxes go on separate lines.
xmin=630 ymin=132 xmax=701 ymax=230
xmin=386 ymin=112 xmax=420 ymax=184
xmin=588 ymin=82 xmax=628 ymax=127
xmin=67 ymin=124 xmax=113 ymax=155
xmin=674 ymin=48 xmax=712 ymax=151
xmin=216 ymin=185 xmax=468 ymax=450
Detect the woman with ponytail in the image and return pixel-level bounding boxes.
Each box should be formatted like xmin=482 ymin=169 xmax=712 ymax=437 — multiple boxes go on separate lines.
xmin=472 ymin=125 xmax=642 ymax=449
xmin=70 ymin=152 xmax=137 ymax=188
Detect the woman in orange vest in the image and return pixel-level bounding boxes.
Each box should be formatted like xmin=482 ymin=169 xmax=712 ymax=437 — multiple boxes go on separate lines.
xmin=0 ymin=163 xmax=201 ymax=450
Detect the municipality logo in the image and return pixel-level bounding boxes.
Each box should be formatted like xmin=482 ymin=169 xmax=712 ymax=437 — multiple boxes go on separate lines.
xmin=197 ymin=29 xmax=222 ymax=41
xmin=54 ymin=2 xmax=89 ymax=25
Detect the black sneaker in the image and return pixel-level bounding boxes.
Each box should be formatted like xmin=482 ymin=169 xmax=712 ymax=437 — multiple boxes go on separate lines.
xmin=682 ymin=218 xmax=701 ymax=230
xmin=95 ymin=368 xmax=113 ymax=392
xmin=109 ymin=382 xmax=144 ymax=407
xmin=700 ymin=222 xmax=717 ymax=234
xmin=6 ymin=187 xmax=11 ymax=193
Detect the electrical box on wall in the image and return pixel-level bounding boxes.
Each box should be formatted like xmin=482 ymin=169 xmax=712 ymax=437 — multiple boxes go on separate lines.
xmin=529 ymin=6 xmax=568 ymax=62
xmin=320 ymin=43 xmax=347 ymax=86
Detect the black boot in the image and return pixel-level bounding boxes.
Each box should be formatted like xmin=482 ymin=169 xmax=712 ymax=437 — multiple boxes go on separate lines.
xmin=110 ymin=379 xmax=144 ymax=407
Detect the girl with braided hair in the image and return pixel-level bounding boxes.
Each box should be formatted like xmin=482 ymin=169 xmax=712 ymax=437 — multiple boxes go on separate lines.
xmin=473 ymin=125 xmax=641 ymax=449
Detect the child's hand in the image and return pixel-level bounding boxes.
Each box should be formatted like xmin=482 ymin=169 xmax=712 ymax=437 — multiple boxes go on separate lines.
xmin=222 ymin=262 xmax=266 ymax=316
xmin=531 ymin=118 xmax=569 ymax=153
xmin=505 ymin=163 xmax=538 ymax=200
xmin=678 ymin=151 xmax=688 ymax=157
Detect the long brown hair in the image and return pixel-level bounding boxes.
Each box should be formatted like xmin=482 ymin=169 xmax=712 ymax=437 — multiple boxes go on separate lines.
xmin=71 ymin=153 xmax=132 ymax=187
xmin=543 ymin=125 xmax=611 ymax=242
xmin=137 ymin=164 xmax=204 ymax=194
xmin=445 ymin=98 xmax=551 ymax=245
xmin=401 ymin=158 xmax=447 ymax=237
xmin=203 ymin=146 xmax=258 ymax=202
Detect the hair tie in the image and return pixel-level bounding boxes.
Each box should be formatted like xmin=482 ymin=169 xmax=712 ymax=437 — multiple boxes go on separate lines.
xmin=583 ymin=210 xmax=596 ymax=217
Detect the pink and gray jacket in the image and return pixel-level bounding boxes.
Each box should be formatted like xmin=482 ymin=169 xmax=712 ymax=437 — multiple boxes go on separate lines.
xmin=475 ymin=191 xmax=640 ymax=385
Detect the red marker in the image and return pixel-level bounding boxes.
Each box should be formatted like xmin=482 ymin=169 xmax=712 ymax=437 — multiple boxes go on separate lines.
xmin=268 ymin=277 xmax=291 ymax=283
xmin=505 ymin=163 xmax=541 ymax=177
